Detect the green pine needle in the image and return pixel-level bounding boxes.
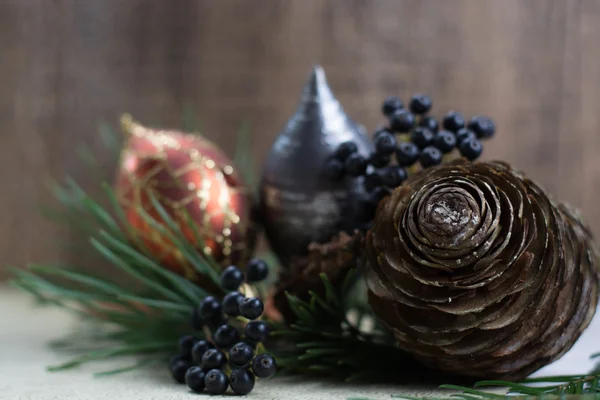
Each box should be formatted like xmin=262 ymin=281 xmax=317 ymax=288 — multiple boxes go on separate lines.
xmin=11 ymin=180 xmax=214 ymax=373
xmin=93 ymin=358 xmax=164 ymax=377
xmin=99 ymin=123 xmax=121 ymax=155
xmin=394 ymin=373 xmax=600 ymax=399
xmin=181 ymin=104 xmax=202 ymax=133
xmin=270 ymin=268 xmax=434 ymax=383
xmin=234 ymin=119 xmax=258 ymax=191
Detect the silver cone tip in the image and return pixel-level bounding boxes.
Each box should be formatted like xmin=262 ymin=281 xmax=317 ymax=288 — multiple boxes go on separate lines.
xmin=302 ymin=65 xmax=334 ymax=103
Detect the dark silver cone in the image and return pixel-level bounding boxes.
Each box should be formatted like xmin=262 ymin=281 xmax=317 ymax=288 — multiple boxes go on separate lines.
xmin=259 ymin=65 xmax=373 ymax=266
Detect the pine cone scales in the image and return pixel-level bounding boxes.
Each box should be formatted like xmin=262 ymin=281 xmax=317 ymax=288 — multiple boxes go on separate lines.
xmin=271 ymin=230 xmax=364 ymax=322
xmin=365 ymin=159 xmax=599 ymax=380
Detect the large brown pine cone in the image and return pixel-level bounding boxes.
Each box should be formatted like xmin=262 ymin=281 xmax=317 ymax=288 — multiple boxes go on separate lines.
xmin=365 ymin=159 xmax=600 ymax=380
xmin=270 ymin=230 xmax=364 ymax=322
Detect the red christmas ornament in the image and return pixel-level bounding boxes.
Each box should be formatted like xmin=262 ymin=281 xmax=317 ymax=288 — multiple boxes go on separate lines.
xmin=115 ymin=114 xmax=255 ymax=282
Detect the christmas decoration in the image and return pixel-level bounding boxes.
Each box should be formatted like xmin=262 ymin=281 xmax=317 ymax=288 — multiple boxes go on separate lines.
xmin=116 ymin=115 xmax=256 ymax=281
xmin=10 ymin=88 xmax=600 ymax=399
xmin=365 ymin=159 xmax=600 ymax=380
xmin=259 ymin=66 xmax=373 ymax=266
xmin=168 ymin=261 xmax=275 ymax=396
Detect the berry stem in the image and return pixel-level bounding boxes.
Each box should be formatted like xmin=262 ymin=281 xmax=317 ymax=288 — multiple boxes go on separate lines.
xmin=254 ymin=284 xmax=268 ymax=302
xmin=202 ymin=326 xmax=212 ymax=340
xmin=444 ymin=150 xmax=461 ymax=162
xmin=255 ymin=342 xmax=267 ymax=356
xmin=407 ymin=164 xmax=420 ymax=175
xmin=241 ymin=283 xmax=262 ymax=299
xmin=396 ymin=134 xmax=410 ymax=143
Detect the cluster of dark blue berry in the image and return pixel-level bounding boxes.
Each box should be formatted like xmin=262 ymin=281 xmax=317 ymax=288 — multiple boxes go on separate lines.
xmin=325 ymin=94 xmax=495 ymax=184
xmin=169 ymin=259 xmax=276 ymax=395
xmin=324 ymin=94 xmax=495 ymax=228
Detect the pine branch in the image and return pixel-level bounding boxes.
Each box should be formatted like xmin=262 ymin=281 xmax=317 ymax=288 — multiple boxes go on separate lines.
xmin=271 ymin=269 xmax=436 ymax=383
xmin=10 ymin=181 xmax=216 ymax=372
xmin=388 ymin=370 xmax=600 ymax=399
xmin=432 ymin=352 xmax=600 ymax=398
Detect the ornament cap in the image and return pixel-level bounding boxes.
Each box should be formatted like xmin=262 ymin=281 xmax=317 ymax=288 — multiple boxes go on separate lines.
xmin=301 ymin=65 xmax=335 ymax=104
xmin=259 ymin=66 xmax=373 ymax=265
xmin=120 ymin=113 xmax=146 ymax=138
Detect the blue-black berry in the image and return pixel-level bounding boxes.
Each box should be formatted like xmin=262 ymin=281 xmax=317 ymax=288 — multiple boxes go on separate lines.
xmin=380 ymin=166 xmax=407 ymax=188
xmin=185 ymin=366 xmax=206 ymax=393
xmin=369 ymin=152 xmax=391 ymax=168
xmin=459 ymin=138 xmax=483 ymax=161
xmin=334 ymin=141 xmax=359 ymax=161
xmin=178 ymin=335 xmax=199 ymax=359
xmin=373 ymin=132 xmax=397 ymax=155
xmin=214 ymin=324 xmax=240 ymax=349
xmin=364 ymin=172 xmax=382 ymax=192
xmin=207 ymin=313 xmax=228 ymax=331
xmin=382 ymin=96 xmax=404 ymax=116
xmin=409 ymin=94 xmax=432 ymax=115
xmin=411 ymin=127 xmax=435 ymax=149
xmin=229 ymin=342 xmax=254 ymax=367
xmin=222 ymin=292 xmax=244 ymax=317
xmin=202 ymin=349 xmax=226 ymax=370
xmin=190 ymin=308 xmax=205 ymax=331
xmin=192 ymin=340 xmax=215 ymax=365
xmin=389 ymin=109 xmax=416 ymax=133
xmin=170 ymin=354 xmax=187 ymax=365
xmin=373 ymin=127 xmax=393 ymax=140
xmin=252 ymin=354 xmax=277 ymax=378
xmin=433 ymin=130 xmax=457 ymax=153
xmin=246 ymin=259 xmax=269 ymax=283
xmin=455 ymin=128 xmax=477 ymax=144
xmin=419 ymin=116 xmax=439 ymax=133
xmin=170 ymin=358 xmax=191 ymax=384
xmin=205 ymin=369 xmax=229 ymax=395
xmin=468 ymin=116 xmax=495 ymax=139
xmin=245 ymin=320 xmax=270 ymax=343
xmin=230 ymin=368 xmax=255 ymax=395
xmin=199 ymin=296 xmax=221 ymax=320
xmin=395 ymin=142 xmax=420 ymax=167
xmin=239 ymin=298 xmax=264 ymax=320
xmin=356 ymin=197 xmax=377 ymax=224
xmin=220 ymin=265 xmax=244 ymax=291
xmin=370 ymin=187 xmax=390 ymax=205
xmin=324 ymin=159 xmax=345 ymax=181
xmin=345 ymin=154 xmax=368 ymax=177
xmin=419 ymin=146 xmax=443 ymax=168
xmin=442 ymin=111 xmax=465 ymax=133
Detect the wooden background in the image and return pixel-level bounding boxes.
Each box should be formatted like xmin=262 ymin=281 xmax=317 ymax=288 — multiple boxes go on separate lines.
xmin=1 ymin=0 xmax=599 ymax=279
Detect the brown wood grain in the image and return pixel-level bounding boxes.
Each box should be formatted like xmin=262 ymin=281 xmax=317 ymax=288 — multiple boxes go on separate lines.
xmin=2 ymin=0 xmax=600 ymax=279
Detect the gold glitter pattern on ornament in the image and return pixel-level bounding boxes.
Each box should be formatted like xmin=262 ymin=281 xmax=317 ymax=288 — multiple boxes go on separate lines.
xmin=115 ymin=114 xmax=254 ymax=282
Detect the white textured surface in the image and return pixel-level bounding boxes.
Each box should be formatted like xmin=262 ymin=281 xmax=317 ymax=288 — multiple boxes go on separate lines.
xmin=0 ymin=287 xmax=598 ymax=400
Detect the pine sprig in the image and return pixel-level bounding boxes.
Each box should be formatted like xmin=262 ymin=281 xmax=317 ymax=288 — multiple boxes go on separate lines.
xmin=271 ymin=269 xmax=434 ymax=382
xmin=391 ymin=354 xmax=600 ymax=400
xmin=432 ymin=373 xmax=600 ymax=398
xmin=11 ymin=179 xmax=221 ymax=372
xmin=9 ymin=118 xmax=261 ymax=375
